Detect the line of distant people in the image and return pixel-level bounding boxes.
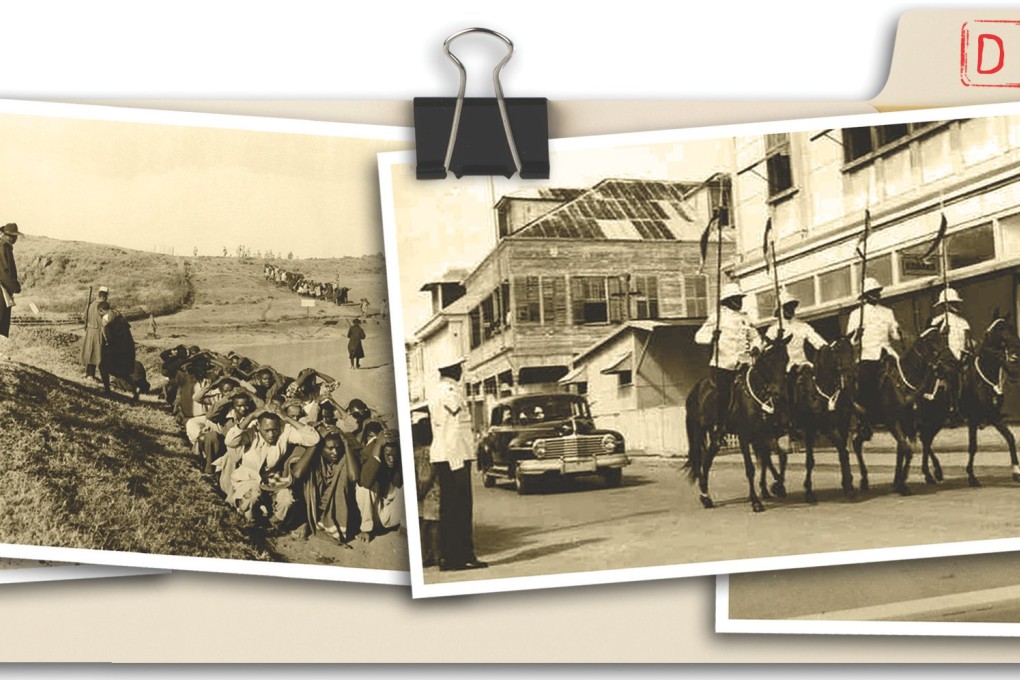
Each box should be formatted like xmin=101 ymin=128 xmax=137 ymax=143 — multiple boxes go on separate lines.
xmin=159 ymin=344 xmax=403 ymax=544
xmin=263 ymin=263 xmax=351 ymax=306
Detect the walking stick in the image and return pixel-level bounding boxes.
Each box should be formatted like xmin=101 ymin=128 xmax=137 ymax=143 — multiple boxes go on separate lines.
xmin=83 ymin=286 xmax=93 ymax=330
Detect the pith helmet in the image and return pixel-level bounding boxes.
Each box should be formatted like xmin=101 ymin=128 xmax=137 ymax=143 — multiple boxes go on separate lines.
xmin=720 ymin=282 xmax=744 ymax=303
xmin=860 ymin=277 xmax=884 ymax=297
xmin=778 ymin=289 xmax=799 ymax=309
xmin=934 ymin=287 xmax=962 ymax=307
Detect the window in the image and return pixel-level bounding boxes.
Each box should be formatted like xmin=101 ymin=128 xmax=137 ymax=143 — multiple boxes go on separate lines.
xmin=842 ymin=122 xmax=942 ymax=164
xmin=756 ymin=290 xmax=777 ymax=320
xmin=469 ymin=307 xmax=482 ymax=349
xmin=515 ymin=276 xmax=541 ymax=324
xmin=899 ymin=222 xmax=996 ymax=280
xmin=868 ymin=253 xmax=894 ymax=287
xmin=607 ymin=276 xmax=626 ymax=323
xmin=684 ymin=275 xmax=709 ymax=317
xmin=480 ymin=294 xmax=495 ymax=340
xmin=764 ymin=133 xmax=794 ymax=198
xmin=947 ymin=223 xmax=995 ymax=270
xmin=617 ymin=370 xmax=633 ymax=387
xmin=541 ymin=275 xmax=568 ymax=325
xmin=999 ymin=211 xmax=1020 ymax=257
xmin=571 ymin=276 xmax=609 ymax=324
xmin=818 ymin=266 xmax=853 ymax=303
xmin=786 ymin=276 xmax=816 ymax=308
xmin=632 ymin=275 xmax=660 ymax=320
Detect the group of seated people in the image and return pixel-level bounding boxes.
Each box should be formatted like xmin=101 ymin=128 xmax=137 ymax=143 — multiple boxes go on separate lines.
xmin=263 ymin=263 xmax=351 ymax=306
xmin=158 ymin=345 xmax=403 ymax=544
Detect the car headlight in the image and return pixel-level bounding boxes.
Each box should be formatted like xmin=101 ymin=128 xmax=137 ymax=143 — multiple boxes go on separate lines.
xmin=532 ymin=440 xmax=547 ymax=456
xmin=601 ymin=434 xmax=617 ymax=452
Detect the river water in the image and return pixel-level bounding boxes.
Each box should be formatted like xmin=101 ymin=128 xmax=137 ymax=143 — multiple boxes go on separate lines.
xmin=230 ymin=329 xmax=398 ymax=422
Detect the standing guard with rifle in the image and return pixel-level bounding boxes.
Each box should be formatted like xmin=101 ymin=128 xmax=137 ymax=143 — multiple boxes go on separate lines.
xmin=81 ymin=285 xmax=107 ymax=381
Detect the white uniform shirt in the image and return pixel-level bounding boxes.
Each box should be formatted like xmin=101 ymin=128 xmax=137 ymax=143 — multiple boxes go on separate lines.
xmin=695 ymin=307 xmax=763 ymax=370
xmin=428 ymin=377 xmax=475 ymax=470
xmin=765 ymin=317 xmax=826 ymax=368
xmin=930 ymin=311 xmax=970 ymax=360
xmin=845 ymin=303 xmax=901 ymax=361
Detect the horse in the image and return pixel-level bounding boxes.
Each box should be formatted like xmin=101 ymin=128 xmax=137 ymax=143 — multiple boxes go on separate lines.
xmin=851 ymin=330 xmax=948 ymax=496
xmin=921 ymin=312 xmax=1020 ymax=487
xmin=787 ymin=336 xmax=858 ymax=503
xmin=916 ymin=324 xmax=969 ymax=485
xmin=684 ymin=333 xmax=791 ymax=513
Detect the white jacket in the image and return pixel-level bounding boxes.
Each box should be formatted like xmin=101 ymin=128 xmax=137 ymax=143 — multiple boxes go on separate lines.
xmin=845 ymin=303 xmax=901 ymax=361
xmin=695 ymin=307 xmax=763 ymax=370
xmin=765 ymin=318 xmax=826 ymax=368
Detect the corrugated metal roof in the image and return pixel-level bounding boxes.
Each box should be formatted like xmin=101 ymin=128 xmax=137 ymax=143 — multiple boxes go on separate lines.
xmin=508 ymin=178 xmax=702 ymax=241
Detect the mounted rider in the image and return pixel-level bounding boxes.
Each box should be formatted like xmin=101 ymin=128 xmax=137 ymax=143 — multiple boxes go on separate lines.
xmin=694 ymin=282 xmax=763 ymax=428
xmin=765 ymin=289 xmax=827 ymax=387
xmin=929 ymin=286 xmax=972 ymax=418
xmin=845 ymin=276 xmax=904 ymax=413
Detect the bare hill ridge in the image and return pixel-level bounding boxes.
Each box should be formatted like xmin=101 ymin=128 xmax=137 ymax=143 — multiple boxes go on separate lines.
xmin=12 ymin=234 xmax=388 ymax=323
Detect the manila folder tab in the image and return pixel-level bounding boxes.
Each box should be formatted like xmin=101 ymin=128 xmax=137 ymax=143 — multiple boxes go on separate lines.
xmin=874 ymin=8 xmax=1020 ymax=110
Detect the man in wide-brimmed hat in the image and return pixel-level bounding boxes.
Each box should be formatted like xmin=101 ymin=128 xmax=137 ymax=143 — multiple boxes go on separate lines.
xmin=0 ymin=223 xmax=21 ymax=348
xmin=846 ymin=276 xmax=903 ymax=413
xmin=694 ymin=281 xmax=763 ymax=426
xmin=929 ymin=286 xmax=971 ymax=418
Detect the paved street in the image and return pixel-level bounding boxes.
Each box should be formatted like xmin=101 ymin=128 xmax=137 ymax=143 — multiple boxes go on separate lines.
xmin=425 ymin=446 xmax=1020 ymax=585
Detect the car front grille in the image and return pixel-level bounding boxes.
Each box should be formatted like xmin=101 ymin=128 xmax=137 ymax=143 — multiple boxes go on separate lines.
xmin=535 ymin=434 xmax=608 ymax=458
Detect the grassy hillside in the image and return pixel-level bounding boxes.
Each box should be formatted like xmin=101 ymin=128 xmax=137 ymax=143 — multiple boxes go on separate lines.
xmin=0 ymin=328 xmax=268 ymax=561
xmin=14 ymin=235 xmax=192 ymax=318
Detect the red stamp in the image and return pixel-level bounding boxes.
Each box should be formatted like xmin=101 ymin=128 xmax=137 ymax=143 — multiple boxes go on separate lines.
xmin=962 ymin=20 xmax=1020 ymax=87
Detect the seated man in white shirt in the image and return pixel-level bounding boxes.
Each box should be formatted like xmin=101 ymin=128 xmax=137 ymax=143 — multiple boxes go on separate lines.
xmin=223 ymin=409 xmax=321 ymax=527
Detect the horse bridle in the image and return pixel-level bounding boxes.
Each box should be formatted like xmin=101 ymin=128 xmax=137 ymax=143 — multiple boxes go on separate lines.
xmin=744 ymin=364 xmax=775 ymax=415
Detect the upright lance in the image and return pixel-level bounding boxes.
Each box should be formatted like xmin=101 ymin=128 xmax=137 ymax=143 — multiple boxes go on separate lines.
xmin=711 ymin=209 xmax=722 ymax=368
xmin=83 ymin=285 xmax=93 ymax=331
xmin=854 ymin=209 xmax=871 ymax=362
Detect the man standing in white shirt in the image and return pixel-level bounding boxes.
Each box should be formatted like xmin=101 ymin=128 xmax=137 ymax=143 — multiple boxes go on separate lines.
xmin=694 ymin=282 xmax=763 ymax=428
xmin=845 ymin=277 xmax=903 ymax=413
xmin=428 ymin=358 xmax=487 ymax=572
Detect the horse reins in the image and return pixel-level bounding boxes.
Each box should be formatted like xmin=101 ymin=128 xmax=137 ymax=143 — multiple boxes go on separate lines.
xmin=744 ymin=365 xmax=775 ymax=415
xmin=975 ymin=351 xmax=1006 ymax=396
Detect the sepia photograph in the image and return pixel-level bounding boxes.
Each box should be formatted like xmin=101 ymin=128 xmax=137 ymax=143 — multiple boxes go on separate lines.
xmin=0 ymin=99 xmax=411 ymax=583
xmin=718 ymin=552 xmax=1020 ymax=636
xmin=381 ymin=102 xmax=1020 ymax=597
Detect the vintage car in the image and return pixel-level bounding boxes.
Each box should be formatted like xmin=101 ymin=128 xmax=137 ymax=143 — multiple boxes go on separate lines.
xmin=475 ymin=393 xmax=629 ymax=493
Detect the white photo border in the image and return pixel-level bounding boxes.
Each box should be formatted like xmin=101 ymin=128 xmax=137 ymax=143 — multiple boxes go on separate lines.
xmin=0 ymin=563 xmax=164 ymax=585
xmin=715 ymin=574 xmax=1020 ymax=637
xmin=381 ymin=99 xmax=1020 ymax=598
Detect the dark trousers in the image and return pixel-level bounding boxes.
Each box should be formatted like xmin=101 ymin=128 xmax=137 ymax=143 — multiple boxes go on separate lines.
xmin=858 ymin=360 xmax=881 ymax=412
xmin=711 ymin=367 xmax=736 ymax=427
xmin=435 ymin=460 xmax=476 ymax=567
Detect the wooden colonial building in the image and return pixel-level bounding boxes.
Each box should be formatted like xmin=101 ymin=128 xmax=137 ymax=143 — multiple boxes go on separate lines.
xmin=408 ymin=176 xmax=735 ymax=446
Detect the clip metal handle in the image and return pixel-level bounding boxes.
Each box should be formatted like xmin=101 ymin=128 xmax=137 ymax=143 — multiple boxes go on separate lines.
xmin=442 ymin=27 xmax=523 ymax=177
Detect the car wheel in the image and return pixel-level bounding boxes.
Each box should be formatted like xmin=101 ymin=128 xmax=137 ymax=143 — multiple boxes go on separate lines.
xmin=601 ymin=467 xmax=623 ymax=488
xmin=514 ymin=467 xmax=532 ymax=495
xmin=482 ymin=473 xmax=496 ymax=488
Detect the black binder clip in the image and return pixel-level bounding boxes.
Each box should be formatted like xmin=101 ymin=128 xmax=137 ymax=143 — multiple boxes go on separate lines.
xmin=414 ymin=27 xmax=549 ymax=180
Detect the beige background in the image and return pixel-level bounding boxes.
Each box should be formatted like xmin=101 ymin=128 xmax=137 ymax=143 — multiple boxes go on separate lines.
xmin=4 ymin=9 xmax=1020 ymax=661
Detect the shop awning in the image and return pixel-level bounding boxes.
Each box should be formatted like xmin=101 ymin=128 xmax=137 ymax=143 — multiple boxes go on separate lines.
xmin=558 ymin=364 xmax=588 ymax=384
xmin=600 ymin=352 xmax=633 ymax=375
